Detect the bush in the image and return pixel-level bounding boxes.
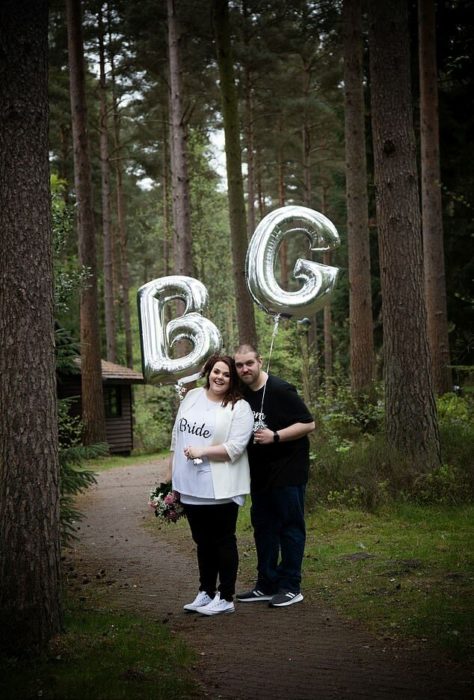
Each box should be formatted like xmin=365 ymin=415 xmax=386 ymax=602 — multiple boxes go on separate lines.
xmin=133 ymin=384 xmax=177 ymax=454
xmin=313 ymin=382 xmax=384 ymax=448
xmin=58 ymin=398 xmax=106 ymax=544
xmin=307 ymin=387 xmax=474 ymax=511
xmin=308 ymin=434 xmax=414 ymax=511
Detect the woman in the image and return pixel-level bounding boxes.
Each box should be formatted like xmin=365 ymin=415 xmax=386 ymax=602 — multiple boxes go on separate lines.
xmin=169 ymin=354 xmax=254 ymax=616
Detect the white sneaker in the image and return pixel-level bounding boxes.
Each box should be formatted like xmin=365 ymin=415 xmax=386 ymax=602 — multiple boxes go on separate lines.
xmin=183 ymin=590 xmax=213 ymax=612
xmin=196 ymin=592 xmax=235 ymax=616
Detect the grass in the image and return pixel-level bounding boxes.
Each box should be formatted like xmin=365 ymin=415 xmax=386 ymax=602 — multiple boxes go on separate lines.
xmin=236 ymin=501 xmax=474 ymax=663
xmin=0 ymin=596 xmax=200 ymax=700
xmin=1 ymin=452 xmax=194 ymax=700
xmin=144 ymin=463 xmax=474 ymax=664
xmin=91 ymin=452 xmax=474 ymax=663
xmin=8 ymin=451 xmax=468 ymax=700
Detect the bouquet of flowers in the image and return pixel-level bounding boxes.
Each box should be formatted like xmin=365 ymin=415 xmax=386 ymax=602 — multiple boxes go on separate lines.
xmin=148 ymin=481 xmax=185 ymax=523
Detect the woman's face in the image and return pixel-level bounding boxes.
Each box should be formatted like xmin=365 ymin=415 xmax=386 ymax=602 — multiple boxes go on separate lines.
xmin=207 ymin=360 xmax=231 ymax=399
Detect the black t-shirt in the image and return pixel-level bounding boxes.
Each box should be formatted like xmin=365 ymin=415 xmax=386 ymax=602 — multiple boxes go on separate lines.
xmin=242 ymin=375 xmax=314 ymax=493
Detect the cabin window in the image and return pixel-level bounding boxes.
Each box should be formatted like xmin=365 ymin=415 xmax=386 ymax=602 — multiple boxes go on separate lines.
xmin=104 ymin=386 xmax=122 ymax=418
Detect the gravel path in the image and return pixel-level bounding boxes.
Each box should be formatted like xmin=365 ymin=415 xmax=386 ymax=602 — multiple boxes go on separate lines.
xmin=66 ymin=460 xmax=473 ymax=699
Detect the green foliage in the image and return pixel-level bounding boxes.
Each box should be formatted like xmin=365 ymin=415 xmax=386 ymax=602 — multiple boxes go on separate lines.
xmin=55 ymin=325 xmax=81 ymax=373
xmin=437 ymin=391 xmax=472 ymax=422
xmin=232 ymin=501 xmax=474 ymax=662
xmin=303 ymin=504 xmax=474 ymax=662
xmin=58 ymin=398 xmax=106 ymax=545
xmin=437 ymin=392 xmax=474 ymax=476
xmin=132 ymin=385 xmax=177 ymax=455
xmin=52 ymin=190 xmax=105 ymax=544
xmin=314 ymin=382 xmax=385 ymax=444
xmin=51 ymin=174 xmax=89 ymax=324
xmin=308 ymin=386 xmax=474 ymax=510
xmin=0 ymin=601 xmax=198 ymax=699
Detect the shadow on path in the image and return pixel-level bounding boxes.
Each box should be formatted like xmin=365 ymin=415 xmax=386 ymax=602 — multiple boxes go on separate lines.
xmin=67 ymin=461 xmax=473 ymax=700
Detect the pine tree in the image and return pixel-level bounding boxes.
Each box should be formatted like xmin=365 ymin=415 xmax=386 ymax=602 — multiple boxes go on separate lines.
xmin=0 ymin=0 xmax=62 ymax=654
xmin=368 ymin=0 xmax=440 ymax=469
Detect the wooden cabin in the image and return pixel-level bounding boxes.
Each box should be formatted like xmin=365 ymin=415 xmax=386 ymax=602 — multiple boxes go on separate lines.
xmin=58 ymin=359 xmax=144 ymax=455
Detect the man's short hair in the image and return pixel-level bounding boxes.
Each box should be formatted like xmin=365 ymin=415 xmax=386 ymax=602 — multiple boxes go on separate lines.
xmin=234 ymin=343 xmax=260 ymax=357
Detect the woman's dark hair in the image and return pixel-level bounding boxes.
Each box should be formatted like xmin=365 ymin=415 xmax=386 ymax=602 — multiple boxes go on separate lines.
xmin=202 ymin=354 xmax=242 ymax=408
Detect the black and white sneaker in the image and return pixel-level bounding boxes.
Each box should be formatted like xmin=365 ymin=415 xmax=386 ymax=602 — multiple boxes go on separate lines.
xmin=236 ymin=588 xmax=273 ymax=602
xmin=269 ymin=591 xmax=304 ymax=607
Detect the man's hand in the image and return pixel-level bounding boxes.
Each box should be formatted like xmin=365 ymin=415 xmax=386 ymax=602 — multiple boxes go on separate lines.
xmin=253 ymin=428 xmax=274 ymax=445
xmin=254 ymin=421 xmax=315 ymax=445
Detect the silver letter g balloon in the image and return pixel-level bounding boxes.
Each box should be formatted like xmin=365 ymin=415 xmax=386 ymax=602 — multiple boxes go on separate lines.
xmin=138 ymin=275 xmax=222 ymax=385
xmin=246 ymin=205 xmax=340 ymax=318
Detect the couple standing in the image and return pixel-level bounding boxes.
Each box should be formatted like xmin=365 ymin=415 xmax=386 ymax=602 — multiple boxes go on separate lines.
xmin=168 ymin=345 xmax=315 ymax=616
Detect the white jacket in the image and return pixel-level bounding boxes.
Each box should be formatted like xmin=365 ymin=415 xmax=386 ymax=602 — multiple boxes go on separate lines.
xmin=171 ymin=388 xmax=253 ymax=499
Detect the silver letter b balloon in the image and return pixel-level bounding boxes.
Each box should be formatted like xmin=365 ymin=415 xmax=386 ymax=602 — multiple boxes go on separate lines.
xmin=138 ymin=276 xmax=222 ymax=385
xmin=246 ymin=205 xmax=340 ymax=318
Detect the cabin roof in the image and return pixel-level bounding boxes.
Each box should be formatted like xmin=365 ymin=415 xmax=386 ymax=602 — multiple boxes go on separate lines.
xmin=73 ymin=357 xmax=144 ymax=383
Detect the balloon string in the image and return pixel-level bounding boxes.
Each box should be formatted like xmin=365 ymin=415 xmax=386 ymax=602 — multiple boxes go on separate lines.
xmin=259 ymin=314 xmax=281 ymax=419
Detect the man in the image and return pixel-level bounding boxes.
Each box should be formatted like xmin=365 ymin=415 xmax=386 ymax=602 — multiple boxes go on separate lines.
xmin=234 ymin=344 xmax=315 ymax=607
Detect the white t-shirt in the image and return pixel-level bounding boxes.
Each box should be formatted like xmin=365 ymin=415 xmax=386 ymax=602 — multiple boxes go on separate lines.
xmin=172 ymin=390 xmax=250 ymax=506
xmin=173 ymin=390 xmax=216 ymax=502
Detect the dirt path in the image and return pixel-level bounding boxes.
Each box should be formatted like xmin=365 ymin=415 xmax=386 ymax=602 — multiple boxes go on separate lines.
xmin=66 ymin=461 xmax=473 ymax=700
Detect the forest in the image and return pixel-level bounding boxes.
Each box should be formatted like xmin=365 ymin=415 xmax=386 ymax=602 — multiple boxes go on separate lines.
xmin=1 ymin=0 xmax=473 ymax=660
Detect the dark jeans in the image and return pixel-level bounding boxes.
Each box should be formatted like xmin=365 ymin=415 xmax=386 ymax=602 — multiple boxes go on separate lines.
xmin=183 ymin=501 xmax=239 ymax=602
xmin=251 ymin=485 xmax=306 ymax=595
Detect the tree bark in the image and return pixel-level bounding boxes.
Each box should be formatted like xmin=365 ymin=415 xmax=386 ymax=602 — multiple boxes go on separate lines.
xmin=66 ymin=0 xmax=106 ymax=444
xmin=0 ymin=0 xmax=62 ymax=654
xmin=343 ymin=0 xmax=375 ymax=393
xmin=323 ymin=251 xmax=334 ymax=392
xmin=277 ymin=118 xmax=288 ymax=289
xmin=98 ymin=5 xmax=116 ymax=363
xmin=242 ymin=1 xmax=256 ymax=238
xmin=162 ymin=116 xmax=171 ymax=277
xmin=418 ymin=0 xmax=451 ymax=394
xmin=212 ymin=0 xmax=257 ymax=346
xmin=244 ymin=70 xmax=256 ymax=238
xmin=167 ymin=0 xmax=192 ymax=277
xmin=368 ymin=0 xmax=440 ymax=469
xmin=108 ymin=13 xmax=133 ymax=368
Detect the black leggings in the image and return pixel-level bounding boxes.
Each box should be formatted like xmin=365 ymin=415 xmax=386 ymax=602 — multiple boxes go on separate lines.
xmin=183 ymin=501 xmax=239 ymax=601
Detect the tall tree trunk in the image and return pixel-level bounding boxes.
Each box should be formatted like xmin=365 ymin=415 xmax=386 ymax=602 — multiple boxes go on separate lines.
xmin=368 ymin=0 xmax=440 ymax=470
xmin=167 ymin=0 xmax=192 ymax=277
xmin=108 ymin=14 xmax=133 ymax=368
xmin=277 ymin=118 xmax=288 ymax=289
xmin=418 ymin=0 xmax=451 ymax=394
xmin=343 ymin=0 xmax=375 ymax=393
xmin=66 ymin=0 xmax=106 ymax=444
xmin=242 ymin=1 xmax=256 ymax=238
xmin=302 ymin=62 xmax=312 ymax=207
xmin=0 ymin=0 xmax=62 ymax=654
xmin=212 ymin=0 xmax=257 ymax=346
xmin=256 ymin=145 xmax=265 ymax=220
xmin=320 ymin=188 xmax=333 ymax=393
xmin=323 ymin=251 xmax=334 ymax=391
xmin=244 ymin=70 xmax=256 ymax=238
xmin=98 ymin=5 xmax=116 ymax=363
xmin=302 ymin=104 xmax=320 ymax=393
xmin=162 ymin=116 xmax=171 ymax=277
xmin=302 ymin=122 xmax=312 ymax=205
xmin=308 ymin=320 xmax=320 ymax=395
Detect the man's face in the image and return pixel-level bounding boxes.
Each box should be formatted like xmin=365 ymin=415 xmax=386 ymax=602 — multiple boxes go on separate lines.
xmin=234 ymin=351 xmax=263 ymax=389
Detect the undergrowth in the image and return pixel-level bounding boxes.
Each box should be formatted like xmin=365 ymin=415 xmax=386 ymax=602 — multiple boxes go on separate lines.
xmin=308 ymin=388 xmax=474 ymax=510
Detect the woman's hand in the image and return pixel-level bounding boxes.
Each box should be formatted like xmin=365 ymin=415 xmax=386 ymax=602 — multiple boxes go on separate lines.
xmin=184 ymin=445 xmax=205 ymax=460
